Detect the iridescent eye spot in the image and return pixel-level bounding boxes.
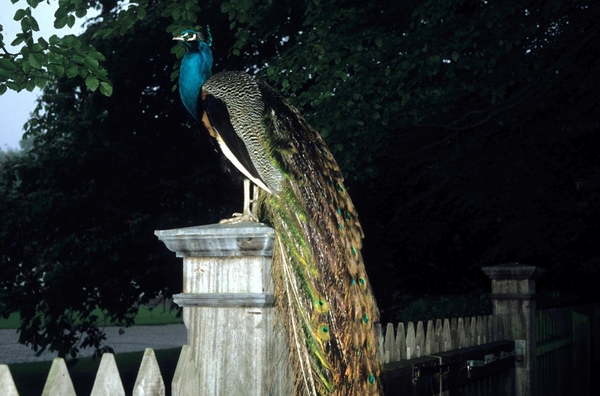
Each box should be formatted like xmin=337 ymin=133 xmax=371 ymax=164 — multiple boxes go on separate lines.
xmin=363 ymin=313 xmax=369 ymax=324
xmin=351 ymin=246 xmax=357 ymax=256
xmin=316 ymin=298 xmax=329 ymax=313
xmin=315 ymin=298 xmax=329 ymax=314
xmin=358 ymin=277 xmax=367 ymax=291
xmin=317 ymin=324 xmax=331 ymax=341
xmin=368 ymin=373 xmax=375 ymax=384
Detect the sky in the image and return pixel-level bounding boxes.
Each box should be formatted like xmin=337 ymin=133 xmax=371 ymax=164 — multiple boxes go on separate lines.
xmin=0 ymin=1 xmax=93 ymax=151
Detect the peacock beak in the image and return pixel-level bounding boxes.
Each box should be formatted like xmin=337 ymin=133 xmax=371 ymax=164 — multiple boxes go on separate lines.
xmin=173 ymin=36 xmax=185 ymax=41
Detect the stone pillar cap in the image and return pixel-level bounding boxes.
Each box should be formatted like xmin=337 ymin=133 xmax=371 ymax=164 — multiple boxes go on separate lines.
xmin=481 ymin=262 xmax=544 ymax=280
xmin=155 ymin=222 xmax=274 ymax=258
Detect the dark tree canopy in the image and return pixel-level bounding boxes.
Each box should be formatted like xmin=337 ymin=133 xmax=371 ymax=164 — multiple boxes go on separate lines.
xmin=221 ymin=0 xmax=600 ymax=316
xmin=1 ymin=0 xmax=599 ymax=355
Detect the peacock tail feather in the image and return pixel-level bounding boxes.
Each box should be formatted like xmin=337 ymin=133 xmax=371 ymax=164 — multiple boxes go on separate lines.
xmin=256 ymin=81 xmax=383 ymax=395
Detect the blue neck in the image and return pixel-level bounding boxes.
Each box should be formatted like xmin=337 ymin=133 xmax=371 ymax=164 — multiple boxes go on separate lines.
xmin=179 ymin=41 xmax=213 ymax=121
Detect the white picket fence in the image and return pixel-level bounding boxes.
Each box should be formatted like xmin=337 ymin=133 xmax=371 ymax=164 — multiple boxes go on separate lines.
xmin=0 ymin=348 xmax=166 ymax=396
xmin=376 ymin=315 xmax=505 ymax=363
xmin=0 ymin=316 xmax=504 ymax=395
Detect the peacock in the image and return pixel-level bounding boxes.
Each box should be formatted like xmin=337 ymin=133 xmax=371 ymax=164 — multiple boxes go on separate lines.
xmin=174 ymin=27 xmax=383 ymax=396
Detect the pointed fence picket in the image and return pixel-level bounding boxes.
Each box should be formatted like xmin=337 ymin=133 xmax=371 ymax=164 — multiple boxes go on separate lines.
xmin=0 ymin=348 xmax=166 ymax=396
xmin=376 ymin=315 xmax=506 ymax=364
xmin=0 ymin=364 xmax=19 ymax=396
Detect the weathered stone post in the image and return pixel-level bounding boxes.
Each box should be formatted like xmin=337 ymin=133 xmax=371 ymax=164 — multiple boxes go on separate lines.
xmin=155 ymin=222 xmax=291 ymax=396
xmin=482 ymin=263 xmax=543 ymax=396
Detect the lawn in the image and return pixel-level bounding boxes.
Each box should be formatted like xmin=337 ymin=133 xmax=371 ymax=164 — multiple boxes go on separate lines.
xmin=0 ymin=304 xmax=183 ymax=330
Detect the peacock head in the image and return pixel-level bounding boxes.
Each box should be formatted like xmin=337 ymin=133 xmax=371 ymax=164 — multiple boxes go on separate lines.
xmin=173 ymin=27 xmax=212 ymax=48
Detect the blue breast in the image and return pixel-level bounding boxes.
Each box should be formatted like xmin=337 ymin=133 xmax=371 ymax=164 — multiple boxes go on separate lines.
xmin=179 ymin=41 xmax=213 ymax=121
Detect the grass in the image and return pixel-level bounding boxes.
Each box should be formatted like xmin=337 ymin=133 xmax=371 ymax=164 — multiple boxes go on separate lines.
xmin=8 ymin=347 xmax=181 ymax=396
xmin=126 ymin=305 xmax=183 ymax=326
xmin=0 ymin=312 xmax=20 ymax=330
xmin=0 ymin=305 xmax=183 ymax=330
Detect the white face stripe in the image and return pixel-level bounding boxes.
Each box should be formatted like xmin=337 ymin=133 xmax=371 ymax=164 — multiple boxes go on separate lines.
xmin=173 ymin=32 xmax=197 ymax=42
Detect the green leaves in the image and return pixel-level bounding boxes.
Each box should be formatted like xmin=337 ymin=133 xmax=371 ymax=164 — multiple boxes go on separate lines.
xmin=13 ymin=8 xmax=27 ymax=21
xmin=53 ymin=0 xmax=95 ymax=30
xmin=85 ymin=75 xmax=99 ymax=91
xmin=99 ymin=82 xmax=113 ymax=96
xmin=162 ymin=0 xmax=200 ymax=25
xmin=1 ymin=37 xmax=113 ymax=96
xmin=27 ymin=52 xmax=43 ymax=69
xmin=54 ymin=14 xmax=76 ymax=29
xmin=0 ymin=59 xmax=15 ymax=72
xmin=65 ymin=66 xmax=79 ymax=78
xmin=83 ymin=73 xmax=113 ymax=96
xmin=83 ymin=55 xmax=99 ymax=71
xmin=94 ymin=1 xmax=150 ymax=39
xmin=13 ymin=7 xmax=40 ymax=32
xmin=1 ymin=2 xmax=119 ymax=97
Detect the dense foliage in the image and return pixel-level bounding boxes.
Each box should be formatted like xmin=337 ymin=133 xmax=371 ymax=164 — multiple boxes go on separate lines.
xmin=1 ymin=0 xmax=599 ymax=355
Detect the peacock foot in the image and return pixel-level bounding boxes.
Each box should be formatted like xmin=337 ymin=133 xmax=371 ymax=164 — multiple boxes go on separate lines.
xmin=219 ymin=178 xmax=260 ymax=224
xmin=218 ymin=211 xmax=258 ymax=224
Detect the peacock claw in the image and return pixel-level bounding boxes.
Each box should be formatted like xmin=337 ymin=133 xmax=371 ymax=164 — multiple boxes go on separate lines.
xmin=218 ymin=211 xmax=258 ymax=224
xmin=219 ymin=179 xmax=260 ymax=224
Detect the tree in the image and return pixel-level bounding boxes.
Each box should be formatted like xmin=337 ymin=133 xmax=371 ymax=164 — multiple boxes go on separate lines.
xmin=219 ymin=0 xmax=600 ymax=317
xmin=1 ymin=0 xmax=599 ymax=357
xmin=0 ymin=0 xmax=242 ymax=358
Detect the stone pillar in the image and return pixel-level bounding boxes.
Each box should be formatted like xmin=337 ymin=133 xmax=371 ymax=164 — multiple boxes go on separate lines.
xmin=156 ymin=222 xmax=291 ymax=396
xmin=482 ymin=263 xmax=544 ymax=396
